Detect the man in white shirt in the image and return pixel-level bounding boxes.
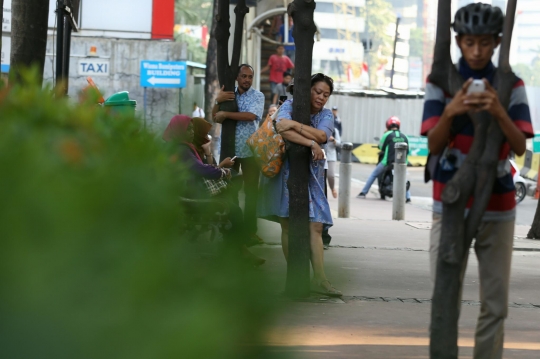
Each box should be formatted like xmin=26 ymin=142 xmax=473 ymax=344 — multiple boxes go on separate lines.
xmin=192 ymin=102 xmax=205 ymax=118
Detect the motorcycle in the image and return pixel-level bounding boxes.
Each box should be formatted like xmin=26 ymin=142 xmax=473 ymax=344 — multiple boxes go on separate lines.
xmin=373 ymin=137 xmax=410 ymax=200
xmin=510 ymin=159 xmax=527 ymax=204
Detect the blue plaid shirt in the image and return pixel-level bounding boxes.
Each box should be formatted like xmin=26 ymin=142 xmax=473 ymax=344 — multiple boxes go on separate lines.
xmin=235 ymin=87 xmax=264 ymax=158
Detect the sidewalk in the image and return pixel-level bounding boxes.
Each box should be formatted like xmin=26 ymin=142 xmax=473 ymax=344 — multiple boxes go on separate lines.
xmin=251 ymin=179 xmax=540 ymax=358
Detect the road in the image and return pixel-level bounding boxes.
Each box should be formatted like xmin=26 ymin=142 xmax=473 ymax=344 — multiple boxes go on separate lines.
xmin=349 ymin=162 xmax=538 ymax=227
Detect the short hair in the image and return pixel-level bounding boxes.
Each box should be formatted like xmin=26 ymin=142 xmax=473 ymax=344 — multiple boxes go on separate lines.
xmin=237 ymin=64 xmax=254 ymax=76
xmin=276 ymin=44 xmax=285 ymax=49
xmin=311 ymin=73 xmax=334 ymax=95
xmin=283 ymin=71 xmax=292 ymax=78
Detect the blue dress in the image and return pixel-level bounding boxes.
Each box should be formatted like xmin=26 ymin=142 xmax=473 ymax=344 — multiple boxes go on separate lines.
xmin=257 ymin=100 xmax=334 ymax=227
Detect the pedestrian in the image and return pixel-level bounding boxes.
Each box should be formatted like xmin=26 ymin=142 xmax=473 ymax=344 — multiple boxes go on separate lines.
xmin=332 ymin=106 xmax=342 ymax=160
xmin=212 ymin=64 xmax=266 ymax=245
xmin=272 ymin=72 xmax=293 ymax=105
xmin=163 ymin=115 xmax=265 ymax=266
xmin=260 ymin=45 xmax=294 ymax=96
xmin=192 ymin=102 xmax=205 ymax=118
xmin=279 ymin=16 xmax=295 ymax=63
xmin=326 ymin=127 xmax=341 ymax=198
xmin=357 ymin=116 xmax=411 ymax=202
xmin=267 ymin=104 xmax=278 ymax=118
xmin=258 ymin=73 xmax=342 ymax=297
xmin=422 ymin=3 xmax=533 ymax=358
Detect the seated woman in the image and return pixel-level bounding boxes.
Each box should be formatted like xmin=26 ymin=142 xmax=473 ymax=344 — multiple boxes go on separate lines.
xmin=258 ymin=73 xmax=341 ymax=296
xmin=164 ymin=115 xmax=264 ymax=266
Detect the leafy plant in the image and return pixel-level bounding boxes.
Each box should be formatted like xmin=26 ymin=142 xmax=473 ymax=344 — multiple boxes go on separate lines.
xmin=0 ymin=72 xmax=279 ymax=359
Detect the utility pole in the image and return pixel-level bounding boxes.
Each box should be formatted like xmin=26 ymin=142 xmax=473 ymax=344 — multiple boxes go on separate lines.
xmin=285 ymin=0 xmax=317 ymax=298
xmin=389 ymin=15 xmax=400 ymax=89
xmin=55 ymin=0 xmax=80 ymax=95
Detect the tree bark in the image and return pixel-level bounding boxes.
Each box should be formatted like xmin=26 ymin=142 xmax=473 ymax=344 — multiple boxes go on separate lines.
xmin=284 ymin=0 xmax=317 ymax=299
xmin=215 ymin=0 xmax=248 ymax=159
xmin=205 ymin=0 xmax=221 ymax=144
xmin=527 ymin=199 xmax=540 ymax=239
xmin=429 ymin=1 xmax=518 ymax=357
xmin=9 ymin=0 xmax=51 ymax=85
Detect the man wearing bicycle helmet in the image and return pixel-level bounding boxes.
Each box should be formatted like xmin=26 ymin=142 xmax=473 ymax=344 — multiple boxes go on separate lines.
xmin=357 ymin=116 xmax=410 ymax=202
xmin=421 ymin=4 xmax=533 ymax=357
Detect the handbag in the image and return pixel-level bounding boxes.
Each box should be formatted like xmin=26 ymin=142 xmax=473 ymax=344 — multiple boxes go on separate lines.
xmin=246 ymin=111 xmax=286 ymax=178
xmin=202 ymin=168 xmax=229 ymax=196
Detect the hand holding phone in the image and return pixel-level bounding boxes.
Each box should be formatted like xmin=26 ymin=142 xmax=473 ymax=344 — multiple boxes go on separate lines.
xmin=467 ymin=79 xmax=486 ymax=95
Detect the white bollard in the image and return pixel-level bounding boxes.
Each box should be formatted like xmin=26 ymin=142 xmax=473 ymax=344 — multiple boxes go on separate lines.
xmin=392 ymin=142 xmax=408 ymax=220
xmin=338 ymin=142 xmax=353 ymax=218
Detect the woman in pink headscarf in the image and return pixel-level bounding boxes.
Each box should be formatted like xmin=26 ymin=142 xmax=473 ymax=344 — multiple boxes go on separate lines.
xmin=164 ymin=115 xmax=265 ymax=266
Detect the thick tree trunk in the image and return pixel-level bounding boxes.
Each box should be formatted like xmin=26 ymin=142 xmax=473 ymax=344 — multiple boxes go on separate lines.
xmin=215 ymin=0 xmax=248 ymax=159
xmin=9 ymin=0 xmax=51 ymax=85
xmin=429 ymin=1 xmax=518 ymax=357
xmin=205 ymin=0 xmax=221 ymax=144
xmin=284 ymin=0 xmax=317 ymax=299
xmin=527 ymin=199 xmax=540 ymax=239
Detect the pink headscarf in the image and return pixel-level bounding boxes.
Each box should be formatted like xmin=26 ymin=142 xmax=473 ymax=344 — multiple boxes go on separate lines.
xmin=163 ymin=115 xmax=202 ymax=162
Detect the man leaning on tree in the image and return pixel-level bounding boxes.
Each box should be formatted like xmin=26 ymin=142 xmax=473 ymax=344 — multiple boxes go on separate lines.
xmin=213 ymin=64 xmax=265 ymax=245
xmin=421 ymin=4 xmax=533 ymax=358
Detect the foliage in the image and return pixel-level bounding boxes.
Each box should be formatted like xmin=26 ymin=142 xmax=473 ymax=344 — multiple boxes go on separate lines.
xmin=513 ymin=62 xmax=540 ymax=86
xmin=0 ymin=71 xmax=279 ymax=359
xmin=177 ymin=32 xmax=207 ymax=64
xmin=176 ymin=0 xmax=213 ymax=26
xmin=409 ymin=27 xmax=423 ymax=58
xmin=361 ymin=0 xmax=395 ymax=88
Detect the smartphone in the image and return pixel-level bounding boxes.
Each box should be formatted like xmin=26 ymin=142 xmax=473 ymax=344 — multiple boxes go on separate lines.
xmin=231 ymin=156 xmax=237 ymax=161
xmin=279 ymin=95 xmax=288 ymax=103
xmin=467 ymin=79 xmax=486 ymax=95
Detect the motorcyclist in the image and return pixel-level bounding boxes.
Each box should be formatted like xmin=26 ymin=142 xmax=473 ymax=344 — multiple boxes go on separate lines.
xmin=357 ymin=116 xmax=411 ymax=202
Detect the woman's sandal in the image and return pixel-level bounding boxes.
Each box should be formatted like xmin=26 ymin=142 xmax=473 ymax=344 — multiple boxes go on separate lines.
xmin=311 ymin=279 xmax=343 ymax=297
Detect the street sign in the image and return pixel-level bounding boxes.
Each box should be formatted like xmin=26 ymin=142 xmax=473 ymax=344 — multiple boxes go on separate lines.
xmin=533 ymin=133 xmax=540 ymax=153
xmin=408 ymin=136 xmax=429 ymax=157
xmin=140 ymin=60 xmax=186 ymax=88
xmin=2 ymin=0 xmax=12 ymax=32
xmin=78 ymin=59 xmax=110 ymax=76
xmin=1 ymin=36 xmax=11 ymax=73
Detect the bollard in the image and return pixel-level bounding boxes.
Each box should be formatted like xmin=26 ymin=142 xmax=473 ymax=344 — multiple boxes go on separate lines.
xmin=392 ymin=142 xmax=408 ymax=220
xmin=338 ymin=142 xmax=353 ymax=218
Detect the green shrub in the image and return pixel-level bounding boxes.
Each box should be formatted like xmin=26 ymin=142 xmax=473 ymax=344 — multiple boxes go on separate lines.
xmin=0 ymin=75 xmax=278 ymax=359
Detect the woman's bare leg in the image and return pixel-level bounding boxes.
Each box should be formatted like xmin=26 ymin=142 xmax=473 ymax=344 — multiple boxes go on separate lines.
xmin=309 ymin=222 xmax=327 ymax=282
xmin=279 ymin=218 xmax=289 ymax=261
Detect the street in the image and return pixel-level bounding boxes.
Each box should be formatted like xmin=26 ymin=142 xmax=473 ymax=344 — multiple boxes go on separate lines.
xmin=253 ymin=164 xmax=540 ymax=358
xmin=350 ymin=162 xmax=538 ymax=227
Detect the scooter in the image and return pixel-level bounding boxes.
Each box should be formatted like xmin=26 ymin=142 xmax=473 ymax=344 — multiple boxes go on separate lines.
xmin=510 ymin=159 xmax=527 ymax=204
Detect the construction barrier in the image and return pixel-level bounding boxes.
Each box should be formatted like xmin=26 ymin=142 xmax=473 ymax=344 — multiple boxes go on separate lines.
xmin=350 ymin=143 xmax=428 ymax=167
xmin=515 ymin=149 xmax=539 ymax=181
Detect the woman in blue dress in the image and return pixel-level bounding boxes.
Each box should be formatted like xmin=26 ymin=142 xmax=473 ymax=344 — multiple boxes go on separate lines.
xmin=258 ymin=73 xmax=341 ymax=297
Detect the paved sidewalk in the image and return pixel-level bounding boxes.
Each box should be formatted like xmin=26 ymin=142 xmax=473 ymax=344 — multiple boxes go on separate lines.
xmin=252 ymin=179 xmax=540 ymax=358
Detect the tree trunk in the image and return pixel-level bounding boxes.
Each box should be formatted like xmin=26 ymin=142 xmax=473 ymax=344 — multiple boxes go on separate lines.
xmin=205 ymin=0 xmax=221 ymax=145
xmin=9 ymin=0 xmax=51 ymax=85
xmin=284 ymin=0 xmax=317 ymax=299
xmin=428 ymin=0 xmax=518 ymax=357
xmin=527 ymin=199 xmax=540 ymax=239
xmin=215 ymin=0 xmax=248 ymax=159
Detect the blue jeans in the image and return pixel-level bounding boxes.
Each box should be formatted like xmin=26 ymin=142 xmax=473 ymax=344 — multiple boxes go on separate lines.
xmin=361 ymin=163 xmax=411 ymax=200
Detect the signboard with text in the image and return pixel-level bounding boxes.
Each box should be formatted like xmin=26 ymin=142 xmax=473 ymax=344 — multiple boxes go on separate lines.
xmin=2 ymin=0 xmax=11 ymax=32
xmin=408 ymin=136 xmax=429 ymax=157
xmin=78 ymin=59 xmax=110 ymax=77
xmin=533 ymin=133 xmax=540 ymax=154
xmin=140 ymin=61 xmax=186 ymax=88
xmin=1 ymin=36 xmax=10 ymax=73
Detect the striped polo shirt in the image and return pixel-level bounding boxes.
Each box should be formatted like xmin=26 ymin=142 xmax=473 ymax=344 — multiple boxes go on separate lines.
xmin=421 ymin=59 xmax=534 ymax=221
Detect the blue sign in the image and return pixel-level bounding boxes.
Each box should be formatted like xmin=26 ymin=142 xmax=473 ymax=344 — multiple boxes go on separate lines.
xmin=1 ymin=64 xmax=9 ymax=73
xmin=140 ymin=61 xmax=187 ymax=88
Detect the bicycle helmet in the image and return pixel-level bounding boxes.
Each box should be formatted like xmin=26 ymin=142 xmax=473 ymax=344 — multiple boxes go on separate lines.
xmin=386 ymin=116 xmax=400 ymax=130
xmin=453 ymin=3 xmax=504 ymax=36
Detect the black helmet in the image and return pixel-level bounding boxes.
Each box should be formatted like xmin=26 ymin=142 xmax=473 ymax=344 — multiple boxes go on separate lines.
xmin=453 ymin=3 xmax=504 ymax=36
